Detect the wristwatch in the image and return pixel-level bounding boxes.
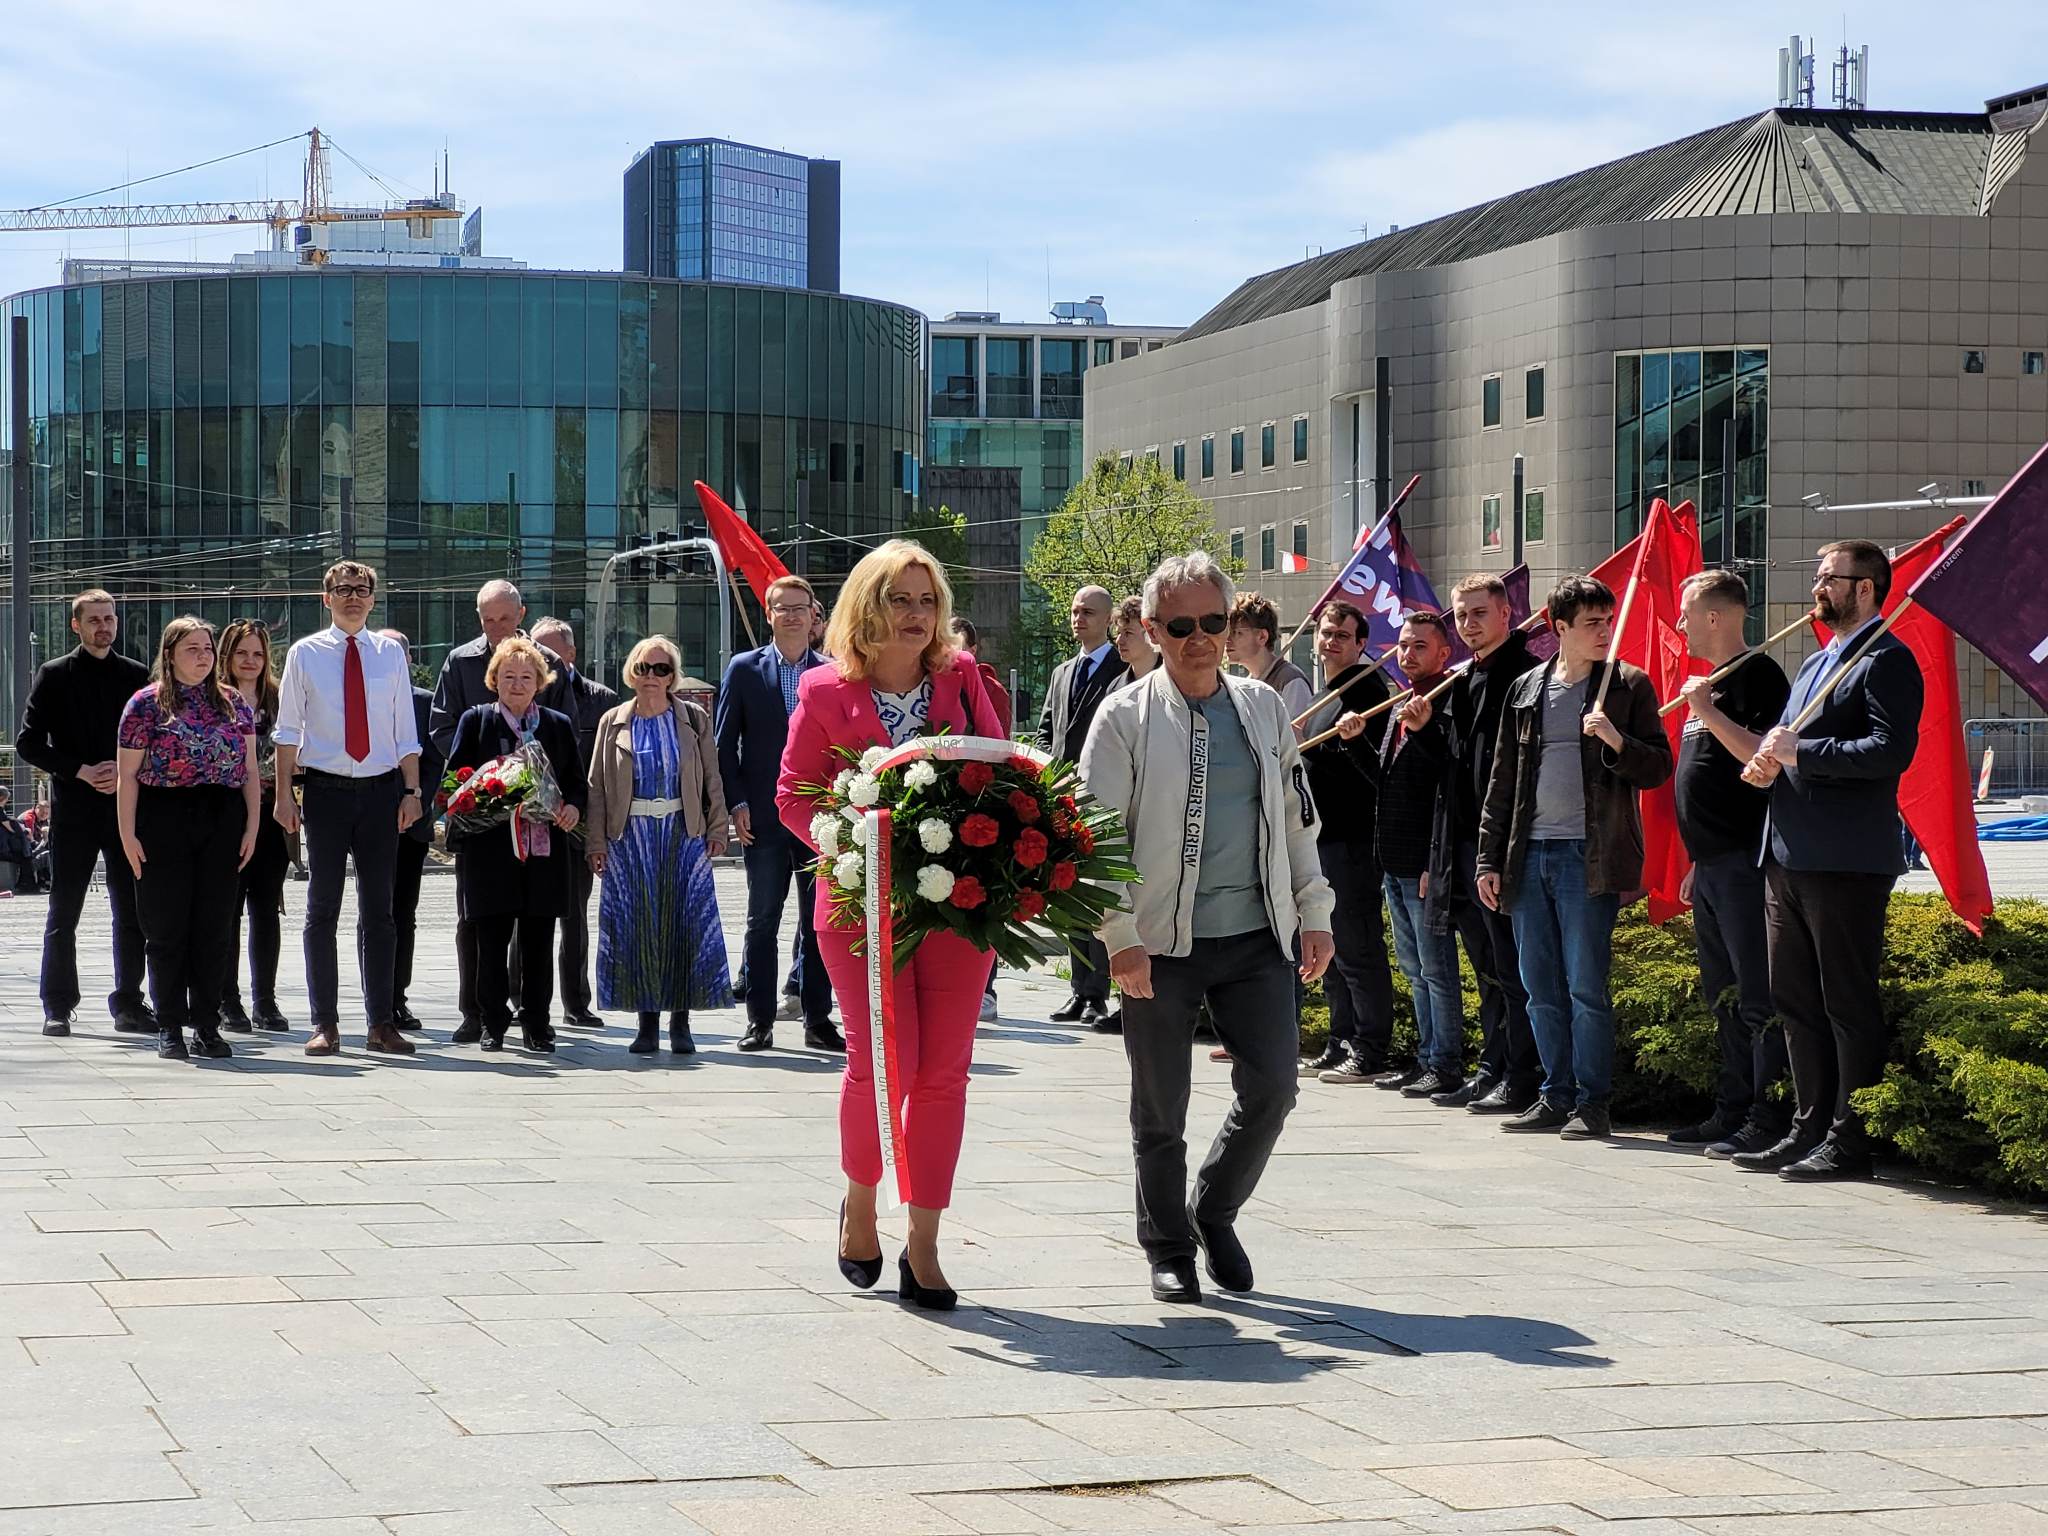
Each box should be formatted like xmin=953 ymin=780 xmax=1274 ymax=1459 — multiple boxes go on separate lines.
xmin=401 ymin=787 xmax=422 ymax=799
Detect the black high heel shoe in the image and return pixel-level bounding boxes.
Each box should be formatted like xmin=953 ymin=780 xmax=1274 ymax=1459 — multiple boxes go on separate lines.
xmin=836 ymin=1199 xmax=883 ymax=1290
xmin=896 ymin=1251 xmax=957 ymax=1312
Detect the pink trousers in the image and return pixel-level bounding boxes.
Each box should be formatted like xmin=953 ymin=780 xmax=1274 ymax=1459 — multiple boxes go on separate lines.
xmin=816 ymin=916 xmax=985 ymax=1210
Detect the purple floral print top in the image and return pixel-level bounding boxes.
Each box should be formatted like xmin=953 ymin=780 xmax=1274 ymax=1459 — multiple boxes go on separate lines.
xmin=118 ymin=684 xmax=256 ymax=789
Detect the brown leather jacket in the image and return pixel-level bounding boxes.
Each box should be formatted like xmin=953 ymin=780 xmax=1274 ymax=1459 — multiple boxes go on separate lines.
xmin=1474 ymin=658 xmax=1672 ymax=900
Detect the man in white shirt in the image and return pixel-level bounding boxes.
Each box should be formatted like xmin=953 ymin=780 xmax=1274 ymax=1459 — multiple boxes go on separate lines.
xmin=274 ymin=561 xmax=424 ymax=1057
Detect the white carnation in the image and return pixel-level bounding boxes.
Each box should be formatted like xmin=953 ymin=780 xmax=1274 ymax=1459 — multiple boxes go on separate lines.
xmin=848 ymin=812 xmax=873 ymax=847
xmin=846 ymin=773 xmax=881 ymax=808
xmin=831 ymin=768 xmax=856 ymax=798
xmin=833 ymin=851 xmax=864 ymax=890
xmin=903 ymin=760 xmax=938 ymax=791
xmin=915 ymin=864 xmax=956 ymax=902
xmin=917 ymin=817 xmax=952 ymax=853
xmin=859 ymin=744 xmax=890 ymax=774
xmin=810 ymin=813 xmax=842 ymax=855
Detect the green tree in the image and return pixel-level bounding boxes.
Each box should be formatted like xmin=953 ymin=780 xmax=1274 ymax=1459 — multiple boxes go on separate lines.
xmin=1024 ymin=454 xmax=1241 ymax=652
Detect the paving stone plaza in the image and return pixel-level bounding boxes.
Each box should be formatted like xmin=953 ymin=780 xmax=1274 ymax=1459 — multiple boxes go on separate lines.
xmin=3 ymin=862 xmax=2047 ymax=1535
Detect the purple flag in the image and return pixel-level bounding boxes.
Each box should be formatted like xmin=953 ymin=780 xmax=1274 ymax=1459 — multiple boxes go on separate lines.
xmin=1909 ymin=439 xmax=2048 ymax=714
xmin=1323 ymin=510 xmax=1446 ymax=684
xmin=1503 ymin=563 xmax=1558 ymax=660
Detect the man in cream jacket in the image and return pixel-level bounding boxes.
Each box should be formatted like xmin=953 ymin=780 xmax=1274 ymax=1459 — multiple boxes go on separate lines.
xmin=1080 ymin=551 xmax=1336 ymax=1305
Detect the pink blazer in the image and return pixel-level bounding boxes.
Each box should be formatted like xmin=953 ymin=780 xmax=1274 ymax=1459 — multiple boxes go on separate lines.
xmin=776 ymin=651 xmax=1005 ymax=849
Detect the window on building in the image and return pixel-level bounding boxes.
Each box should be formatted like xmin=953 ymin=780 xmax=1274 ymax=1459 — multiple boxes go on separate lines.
xmin=1482 ymin=374 xmax=1502 ymax=429
xmin=1229 ymin=527 xmax=1244 ymax=563
xmin=1120 ymin=340 xmax=1139 ymax=359
xmin=1292 ymin=415 xmax=1309 ymax=462
xmin=985 ymin=337 xmax=1032 ymax=417
xmin=1963 ymin=349 xmax=1987 ymax=374
xmin=1117 ymin=450 xmax=1133 ymax=472
xmin=1093 ymin=339 xmax=1113 ymax=366
xmin=1040 ymin=338 xmax=1085 ymax=420
xmin=1260 ymin=422 xmax=1276 ymax=470
xmin=1481 ymin=494 xmax=1502 ymax=551
xmin=1146 ymin=340 xmax=1164 ymax=352
xmin=853 ymin=442 xmax=865 ymax=483
xmin=1523 ymin=488 xmax=1546 ymax=545
xmin=2025 ymin=351 xmax=2045 ymax=375
xmin=1230 ymin=428 xmax=1245 ymax=475
xmin=1525 ymin=365 xmax=1546 ymax=421
xmin=1144 ymin=445 xmax=1160 ymax=465
xmin=1201 ymin=435 xmax=1215 ymax=479
xmin=1172 ymin=440 xmax=1186 ymax=480
xmin=1964 ymin=479 xmax=1987 ymax=497
xmin=931 ymin=335 xmax=977 ymax=417
xmin=1292 ymin=521 xmax=1308 ymax=559
xmin=1259 ymin=524 xmax=1276 ymax=571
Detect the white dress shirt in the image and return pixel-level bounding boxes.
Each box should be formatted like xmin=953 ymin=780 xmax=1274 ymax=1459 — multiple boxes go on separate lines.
xmin=275 ymin=625 xmax=422 ymax=775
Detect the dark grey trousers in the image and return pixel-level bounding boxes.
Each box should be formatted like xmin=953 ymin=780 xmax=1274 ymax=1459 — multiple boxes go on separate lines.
xmin=1691 ymin=850 xmax=1787 ymax=1125
xmin=1121 ymin=928 xmax=1299 ymax=1263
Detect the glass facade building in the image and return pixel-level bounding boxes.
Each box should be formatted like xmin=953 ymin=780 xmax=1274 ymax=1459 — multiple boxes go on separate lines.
xmin=623 ymin=139 xmax=841 ymax=293
xmin=0 ymin=270 xmax=922 ymax=732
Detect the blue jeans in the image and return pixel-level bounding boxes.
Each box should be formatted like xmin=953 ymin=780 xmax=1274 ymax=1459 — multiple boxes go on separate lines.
xmin=1383 ymin=874 xmax=1465 ymax=1076
xmin=1505 ymin=840 xmax=1620 ymax=1108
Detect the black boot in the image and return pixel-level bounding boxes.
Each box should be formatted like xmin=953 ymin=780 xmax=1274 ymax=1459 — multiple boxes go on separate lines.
xmin=157 ymin=1025 xmax=189 ymax=1061
xmin=669 ymin=1012 xmax=696 ymax=1055
xmin=218 ymin=995 xmax=254 ymax=1033
xmin=191 ymin=1023 xmax=234 ymax=1061
xmin=630 ymin=1011 xmax=660 ymax=1055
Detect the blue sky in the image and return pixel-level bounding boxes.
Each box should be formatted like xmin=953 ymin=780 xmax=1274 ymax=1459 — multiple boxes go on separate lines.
xmin=2 ymin=1 xmax=2043 ymax=328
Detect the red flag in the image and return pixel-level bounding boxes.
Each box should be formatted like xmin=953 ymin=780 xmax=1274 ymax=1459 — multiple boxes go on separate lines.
xmin=1810 ymin=516 xmax=1992 ymax=933
xmin=694 ymin=480 xmax=789 ymax=609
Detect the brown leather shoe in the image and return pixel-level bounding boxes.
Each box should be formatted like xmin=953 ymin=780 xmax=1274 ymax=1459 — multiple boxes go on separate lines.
xmin=366 ymin=1024 xmax=416 ymax=1056
xmin=304 ymin=1027 xmax=341 ymax=1056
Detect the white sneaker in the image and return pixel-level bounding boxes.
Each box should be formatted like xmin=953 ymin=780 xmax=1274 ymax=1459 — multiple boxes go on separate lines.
xmin=776 ymin=993 xmax=802 ymax=1022
xmin=979 ymin=991 xmax=999 ymax=1023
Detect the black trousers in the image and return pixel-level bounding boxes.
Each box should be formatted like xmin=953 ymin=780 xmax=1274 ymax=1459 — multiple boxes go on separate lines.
xmin=558 ymin=855 xmax=596 ymax=1014
xmin=1453 ymin=837 xmax=1541 ymax=1093
xmin=301 ymin=771 xmax=401 ymax=1035
xmin=134 ymin=785 xmax=245 ymax=1036
xmin=1692 ymin=851 xmax=1787 ymax=1125
xmin=741 ymin=828 xmax=831 ymax=1029
xmin=474 ymin=912 xmax=555 ymax=1035
xmin=389 ymin=835 xmax=430 ymax=1010
xmin=1764 ymin=860 xmax=1895 ymax=1153
xmin=227 ymin=794 xmax=290 ymax=1013
xmin=1320 ymin=837 xmax=1394 ymax=1066
xmin=1122 ymin=929 xmax=1299 ymax=1262
xmin=457 ymin=915 xmax=521 ymax=1026
xmin=1071 ymin=934 xmax=1112 ymax=1005
xmin=39 ymin=796 xmax=148 ymax=1020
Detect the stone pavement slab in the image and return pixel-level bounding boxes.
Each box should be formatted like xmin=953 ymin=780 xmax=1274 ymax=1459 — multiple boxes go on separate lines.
xmin=2 ymin=864 xmax=2046 ymax=1533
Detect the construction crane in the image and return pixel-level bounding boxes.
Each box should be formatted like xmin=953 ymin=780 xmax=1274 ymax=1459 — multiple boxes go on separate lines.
xmin=0 ymin=128 xmax=462 ymax=236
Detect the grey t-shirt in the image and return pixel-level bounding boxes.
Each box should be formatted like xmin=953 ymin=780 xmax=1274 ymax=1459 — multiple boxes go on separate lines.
xmin=1529 ymin=672 xmax=1589 ymax=841
xmin=1188 ymin=689 xmax=1270 ymax=939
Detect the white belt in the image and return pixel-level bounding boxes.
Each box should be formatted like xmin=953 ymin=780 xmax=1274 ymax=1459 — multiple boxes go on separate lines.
xmin=629 ymin=797 xmax=683 ymax=818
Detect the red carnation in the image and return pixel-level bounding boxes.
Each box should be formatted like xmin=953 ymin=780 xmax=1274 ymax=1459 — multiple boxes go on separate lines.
xmin=1007 ymin=790 xmax=1042 ymax=824
xmin=482 ymin=777 xmax=506 ymax=796
xmin=958 ymin=761 xmax=995 ymax=794
xmin=455 ymin=765 xmax=476 ymax=781
xmin=949 ymin=876 xmax=987 ymax=910
xmin=960 ymin=813 xmax=1000 ymax=848
xmin=1013 ymin=890 xmax=1046 ymax=921
xmin=1008 ymin=755 xmax=1041 ymax=775
xmin=1014 ymin=828 xmax=1050 ymax=868
xmin=448 ymin=790 xmax=476 ymax=814
xmin=1050 ymin=861 xmax=1078 ymax=891
xmin=1075 ymin=825 xmax=1096 ymax=854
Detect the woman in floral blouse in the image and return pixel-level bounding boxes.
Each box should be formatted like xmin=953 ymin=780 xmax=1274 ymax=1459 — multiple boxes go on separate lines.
xmin=116 ymin=617 xmax=261 ymax=1062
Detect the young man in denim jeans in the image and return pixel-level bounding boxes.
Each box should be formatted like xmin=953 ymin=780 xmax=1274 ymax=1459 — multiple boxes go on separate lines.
xmin=1474 ymin=577 xmax=1671 ymax=1139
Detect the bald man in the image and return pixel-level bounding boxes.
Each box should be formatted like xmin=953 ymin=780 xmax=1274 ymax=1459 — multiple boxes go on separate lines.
xmin=1038 ymin=582 xmax=1129 ymax=1027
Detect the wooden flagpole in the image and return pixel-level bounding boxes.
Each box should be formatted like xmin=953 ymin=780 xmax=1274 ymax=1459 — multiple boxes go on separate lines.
xmin=1657 ymin=607 xmax=1819 ymax=719
xmin=1290 ymin=646 xmax=1401 ymax=727
xmin=1590 ymin=500 xmax=1661 ymax=716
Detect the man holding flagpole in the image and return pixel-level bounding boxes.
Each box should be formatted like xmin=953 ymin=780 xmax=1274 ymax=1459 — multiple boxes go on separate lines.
xmin=1736 ymin=540 xmax=1922 ymax=1182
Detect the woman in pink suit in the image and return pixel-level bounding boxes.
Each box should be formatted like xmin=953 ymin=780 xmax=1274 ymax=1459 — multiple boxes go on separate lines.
xmin=777 ymin=539 xmax=1005 ymax=1312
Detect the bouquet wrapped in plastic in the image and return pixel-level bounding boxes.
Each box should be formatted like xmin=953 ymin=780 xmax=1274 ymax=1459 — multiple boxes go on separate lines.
xmin=436 ymin=740 xmax=577 ymax=857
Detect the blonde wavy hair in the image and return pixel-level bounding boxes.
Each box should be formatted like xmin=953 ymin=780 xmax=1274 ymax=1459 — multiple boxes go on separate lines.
xmin=484 ymin=634 xmax=557 ymax=696
xmin=824 ymin=539 xmax=956 ymax=681
xmin=621 ymin=634 xmax=688 ymax=695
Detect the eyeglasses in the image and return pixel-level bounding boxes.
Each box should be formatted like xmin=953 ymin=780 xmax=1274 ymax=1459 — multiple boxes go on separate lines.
xmin=768 ymin=602 xmax=813 ymax=617
xmin=1812 ymin=573 xmax=1859 ymax=589
xmin=1161 ymin=613 xmax=1230 ymax=640
xmin=635 ymin=661 xmax=675 ymax=677
xmin=326 ymin=584 xmax=373 ymax=600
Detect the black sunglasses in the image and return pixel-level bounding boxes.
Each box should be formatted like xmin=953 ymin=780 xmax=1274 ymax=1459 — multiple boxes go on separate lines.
xmin=635 ymin=661 xmax=675 ymax=677
xmin=1161 ymin=613 xmax=1230 ymax=640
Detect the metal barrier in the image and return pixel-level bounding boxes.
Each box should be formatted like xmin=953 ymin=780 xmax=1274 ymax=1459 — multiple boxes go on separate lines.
xmin=1964 ymin=719 xmax=2048 ymax=799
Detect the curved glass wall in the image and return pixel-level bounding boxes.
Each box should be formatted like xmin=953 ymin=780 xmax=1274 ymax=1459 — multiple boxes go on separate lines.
xmin=0 ymin=271 xmax=922 ymax=722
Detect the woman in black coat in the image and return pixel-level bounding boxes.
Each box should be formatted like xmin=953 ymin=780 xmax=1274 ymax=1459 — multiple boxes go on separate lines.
xmin=446 ymin=635 xmax=588 ymax=1053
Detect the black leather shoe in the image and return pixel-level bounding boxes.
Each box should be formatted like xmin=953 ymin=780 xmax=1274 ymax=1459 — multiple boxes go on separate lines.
xmin=737 ymin=1022 xmax=774 ymax=1052
xmin=836 ymin=1200 xmax=883 ymax=1290
xmin=218 ymin=1001 xmax=254 ymax=1034
xmin=1191 ymin=1211 xmax=1253 ymax=1293
xmin=1780 ymin=1141 xmax=1874 ymax=1182
xmin=1502 ymin=1097 xmax=1574 ymax=1132
xmin=1732 ymin=1132 xmax=1821 ymax=1172
xmin=669 ymin=1015 xmax=696 ymax=1055
xmin=1149 ymin=1257 xmax=1202 ymax=1304
xmin=1048 ymin=997 xmax=1087 ymax=1023
xmin=520 ymin=1020 xmax=556 ymax=1053
xmin=157 ymin=1027 xmax=189 ymax=1061
xmin=1669 ymin=1113 xmax=1739 ymax=1146
xmin=392 ymin=1004 xmax=424 ymax=1031
xmin=803 ymin=1021 xmax=845 ymax=1052
xmin=1300 ymin=1043 xmax=1347 ymax=1077
xmin=1402 ymin=1071 xmax=1459 ymax=1099
xmin=41 ymin=1014 xmax=72 ymax=1038
xmin=897 ymin=1252 xmax=957 ymax=1312
xmin=1078 ymin=999 xmax=1112 ymax=1027
xmin=480 ymin=1029 xmax=505 ymax=1052
xmin=451 ymin=1020 xmax=483 ymax=1045
xmin=629 ymin=1018 xmax=660 ymax=1054
xmin=253 ymin=1005 xmax=290 ymax=1032
xmin=191 ymin=1026 xmax=233 ymax=1061
xmin=113 ymin=1009 xmax=157 ymax=1035
xmin=1375 ymin=1064 xmax=1425 ymax=1092
xmin=1469 ymin=1082 xmax=1538 ymax=1115
xmin=1705 ymin=1116 xmax=1787 ymax=1161
xmin=1090 ymin=1007 xmax=1124 ymax=1035
xmin=564 ymin=1009 xmax=604 ymax=1029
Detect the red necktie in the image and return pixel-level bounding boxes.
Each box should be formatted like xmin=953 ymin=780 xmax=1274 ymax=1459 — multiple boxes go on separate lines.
xmin=343 ymin=635 xmax=370 ymax=762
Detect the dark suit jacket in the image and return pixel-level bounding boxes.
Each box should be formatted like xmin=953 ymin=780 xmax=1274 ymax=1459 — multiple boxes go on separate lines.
xmin=555 ymin=666 xmax=620 ymax=772
xmin=405 ymin=688 xmax=445 ymax=846
xmin=445 ymin=704 xmax=587 ymax=919
xmin=715 ymin=643 xmax=826 ymax=826
xmin=1766 ymin=625 xmax=1923 ymax=876
xmin=1037 ymin=647 xmax=1129 ymax=763
xmin=429 ymin=633 xmax=572 ymax=757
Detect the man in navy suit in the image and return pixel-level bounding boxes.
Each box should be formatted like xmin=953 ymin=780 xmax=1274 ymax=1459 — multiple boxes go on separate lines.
xmin=1736 ymin=539 xmax=1923 ymax=1183
xmin=717 ymin=575 xmax=842 ymax=1054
